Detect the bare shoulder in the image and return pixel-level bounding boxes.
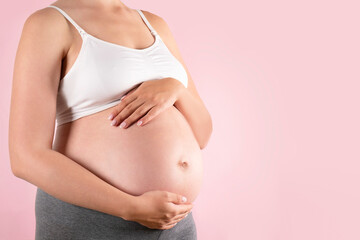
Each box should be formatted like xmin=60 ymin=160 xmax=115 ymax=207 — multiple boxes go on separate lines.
xmin=10 ymin=6 xmax=73 ymax=162
xmin=139 ymin=9 xmax=203 ymax=100
xmin=138 ymin=10 xmax=173 ymax=37
xmin=138 ymin=9 xmax=184 ymax=60
xmin=138 ymin=10 xmax=165 ymax=23
xmin=21 ymin=6 xmax=72 ymax=58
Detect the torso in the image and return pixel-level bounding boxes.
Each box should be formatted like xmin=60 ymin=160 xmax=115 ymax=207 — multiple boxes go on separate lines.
xmin=50 ymin=1 xmax=203 ymax=203
xmin=53 ymin=104 xmax=203 ymax=203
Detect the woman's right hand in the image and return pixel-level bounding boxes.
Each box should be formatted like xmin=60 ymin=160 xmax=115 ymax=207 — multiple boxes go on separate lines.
xmin=123 ymin=190 xmax=193 ymax=230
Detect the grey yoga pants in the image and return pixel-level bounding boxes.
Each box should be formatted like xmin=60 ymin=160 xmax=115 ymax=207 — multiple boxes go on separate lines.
xmin=35 ymin=187 xmax=197 ymax=240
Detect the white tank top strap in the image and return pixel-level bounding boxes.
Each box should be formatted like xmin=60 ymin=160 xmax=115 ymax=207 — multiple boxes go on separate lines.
xmin=47 ymin=5 xmax=87 ymax=36
xmin=136 ymin=9 xmax=158 ymax=36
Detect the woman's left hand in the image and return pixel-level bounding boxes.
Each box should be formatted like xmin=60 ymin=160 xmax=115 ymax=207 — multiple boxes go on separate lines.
xmin=107 ymin=78 xmax=185 ymax=128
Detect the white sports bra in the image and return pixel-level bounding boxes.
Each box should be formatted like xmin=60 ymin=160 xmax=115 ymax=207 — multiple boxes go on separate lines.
xmin=47 ymin=5 xmax=188 ymax=126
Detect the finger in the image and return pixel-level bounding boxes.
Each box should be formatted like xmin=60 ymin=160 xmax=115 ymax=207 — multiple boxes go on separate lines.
xmin=171 ymin=203 xmax=193 ymax=215
xmin=111 ymin=98 xmax=142 ymax=127
xmin=162 ymin=221 xmax=178 ymax=230
xmin=172 ymin=211 xmax=190 ymax=222
xmin=120 ymin=94 xmax=126 ymax=101
xmin=123 ymin=85 xmax=139 ymax=97
xmin=137 ymin=104 xmax=164 ymax=126
xmin=166 ymin=192 xmax=190 ymax=205
xmin=163 ymin=221 xmax=180 ymax=229
xmin=163 ymin=211 xmax=191 ymax=228
xmin=119 ymin=103 xmax=153 ymax=129
xmin=108 ymin=94 xmax=137 ymax=122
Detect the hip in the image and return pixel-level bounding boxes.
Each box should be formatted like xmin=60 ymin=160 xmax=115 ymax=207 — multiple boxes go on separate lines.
xmin=35 ymin=187 xmax=197 ymax=240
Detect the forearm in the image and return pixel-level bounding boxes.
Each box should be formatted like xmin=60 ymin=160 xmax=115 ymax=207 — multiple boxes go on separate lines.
xmin=14 ymin=149 xmax=135 ymax=220
xmin=174 ymin=88 xmax=213 ymax=149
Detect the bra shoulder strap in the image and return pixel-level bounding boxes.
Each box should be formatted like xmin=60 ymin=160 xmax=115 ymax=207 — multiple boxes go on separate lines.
xmin=47 ymin=5 xmax=86 ymax=36
xmin=136 ymin=9 xmax=158 ymax=36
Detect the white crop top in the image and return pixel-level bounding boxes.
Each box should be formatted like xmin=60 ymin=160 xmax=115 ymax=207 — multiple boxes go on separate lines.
xmin=47 ymin=5 xmax=188 ymax=126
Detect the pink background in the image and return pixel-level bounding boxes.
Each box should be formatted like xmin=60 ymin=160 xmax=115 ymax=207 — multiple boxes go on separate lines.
xmin=1 ymin=0 xmax=360 ymax=239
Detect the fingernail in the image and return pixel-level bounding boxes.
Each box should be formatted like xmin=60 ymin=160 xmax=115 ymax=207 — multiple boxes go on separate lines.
xmin=119 ymin=121 xmax=126 ymax=128
xmin=108 ymin=114 xmax=113 ymax=120
xmin=137 ymin=120 xmax=142 ymax=126
xmin=111 ymin=119 xmax=117 ymax=126
xmin=120 ymin=95 xmax=126 ymax=100
xmin=181 ymin=196 xmax=187 ymax=202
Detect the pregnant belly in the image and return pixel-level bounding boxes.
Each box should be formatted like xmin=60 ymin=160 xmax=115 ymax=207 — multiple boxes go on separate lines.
xmin=53 ymin=105 xmax=203 ymax=203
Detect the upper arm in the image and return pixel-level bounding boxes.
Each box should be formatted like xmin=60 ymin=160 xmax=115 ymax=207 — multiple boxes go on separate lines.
xmin=141 ymin=10 xmax=203 ymax=101
xmin=9 ymin=8 xmax=70 ymax=173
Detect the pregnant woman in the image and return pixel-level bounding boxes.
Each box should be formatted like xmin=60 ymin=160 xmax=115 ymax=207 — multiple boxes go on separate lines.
xmin=8 ymin=0 xmax=212 ymax=239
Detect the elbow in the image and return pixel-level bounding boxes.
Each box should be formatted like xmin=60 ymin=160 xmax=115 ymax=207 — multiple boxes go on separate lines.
xmin=199 ymin=132 xmax=212 ymax=150
xmin=9 ymin=133 xmax=22 ymax=177
xmin=8 ymin=143 xmax=30 ymax=179
xmin=9 ymin=143 xmax=50 ymax=179
xmin=9 ymin=154 xmax=24 ymax=178
xmin=9 ymin=134 xmax=35 ymax=179
xmin=11 ymin=165 xmax=23 ymax=178
xmin=199 ymin=116 xmax=213 ymax=150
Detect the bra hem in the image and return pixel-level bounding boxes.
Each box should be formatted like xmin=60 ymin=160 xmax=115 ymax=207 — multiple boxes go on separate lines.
xmin=56 ymin=98 xmax=123 ymax=126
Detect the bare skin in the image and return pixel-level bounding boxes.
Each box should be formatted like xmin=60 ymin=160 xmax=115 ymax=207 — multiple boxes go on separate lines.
xmin=9 ymin=0 xmax=208 ymax=230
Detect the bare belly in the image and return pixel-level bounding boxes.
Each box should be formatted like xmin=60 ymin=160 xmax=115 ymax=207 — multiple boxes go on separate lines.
xmin=53 ymin=104 xmax=203 ymax=203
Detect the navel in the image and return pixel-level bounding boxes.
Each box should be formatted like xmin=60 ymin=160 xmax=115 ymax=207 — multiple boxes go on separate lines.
xmin=178 ymin=160 xmax=189 ymax=168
